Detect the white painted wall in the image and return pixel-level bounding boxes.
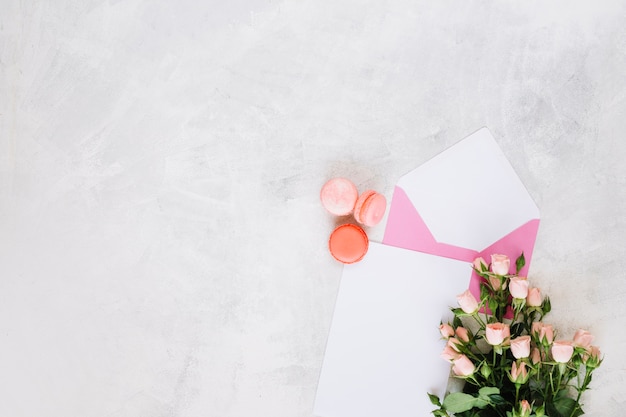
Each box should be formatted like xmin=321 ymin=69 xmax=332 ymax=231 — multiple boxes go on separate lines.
xmin=1 ymin=1 xmax=625 ymax=416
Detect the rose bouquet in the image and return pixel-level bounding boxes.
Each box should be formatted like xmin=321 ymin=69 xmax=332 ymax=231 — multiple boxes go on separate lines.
xmin=429 ymin=254 xmax=603 ymax=417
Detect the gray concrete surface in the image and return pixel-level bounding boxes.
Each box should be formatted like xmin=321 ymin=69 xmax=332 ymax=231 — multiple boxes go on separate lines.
xmin=1 ymin=1 xmax=625 ymax=416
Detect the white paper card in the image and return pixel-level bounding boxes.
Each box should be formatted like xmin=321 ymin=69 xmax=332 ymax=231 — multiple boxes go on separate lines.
xmin=314 ymin=243 xmax=471 ymax=417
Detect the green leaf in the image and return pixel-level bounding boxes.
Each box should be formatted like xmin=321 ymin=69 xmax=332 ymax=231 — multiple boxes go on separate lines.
xmin=547 ymin=397 xmax=582 ymax=417
xmin=515 ymin=252 xmax=525 ymax=273
xmin=480 ymin=283 xmax=490 ymax=301
xmin=534 ymin=404 xmax=545 ymax=417
xmin=478 ymin=387 xmax=500 ymax=399
xmin=542 ymin=296 xmax=552 ymax=315
xmin=570 ymin=404 xmax=585 ymax=417
xmin=480 ymin=363 xmax=492 ymax=379
xmin=451 ymin=307 xmax=466 ymax=317
xmin=442 ymin=393 xmax=478 ymax=413
xmin=472 ymin=397 xmax=489 ymax=409
xmin=488 ymin=394 xmax=506 ymax=405
xmin=428 ymin=393 xmax=442 ymax=407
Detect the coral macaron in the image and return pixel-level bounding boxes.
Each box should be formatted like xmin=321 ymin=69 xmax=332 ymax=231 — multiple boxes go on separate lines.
xmin=328 ymin=223 xmax=369 ymax=264
xmin=354 ymin=190 xmax=387 ymax=227
xmin=320 ymin=178 xmax=358 ymax=216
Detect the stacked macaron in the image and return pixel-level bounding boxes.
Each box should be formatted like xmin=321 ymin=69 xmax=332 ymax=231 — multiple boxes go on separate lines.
xmin=320 ymin=178 xmax=387 ymax=264
xmin=353 ymin=189 xmax=387 ymax=227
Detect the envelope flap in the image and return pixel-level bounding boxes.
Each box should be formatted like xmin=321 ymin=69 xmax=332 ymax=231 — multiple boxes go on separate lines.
xmin=397 ymin=128 xmax=540 ymax=250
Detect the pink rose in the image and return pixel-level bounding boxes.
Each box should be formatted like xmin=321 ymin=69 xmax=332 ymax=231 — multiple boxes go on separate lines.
xmin=452 ymin=355 xmax=475 ymax=377
xmin=509 ymin=277 xmax=529 ymax=299
xmin=447 ymin=337 xmax=462 ymax=352
xmin=510 ymin=335 xmax=531 ymax=359
xmin=491 ymin=254 xmax=510 ymax=275
xmin=530 ymin=347 xmax=541 ymax=364
xmin=502 ymin=324 xmax=511 ymax=346
xmin=488 ymin=275 xmax=506 ymax=291
xmin=509 ymin=361 xmax=529 ymax=383
xmin=588 ymin=345 xmax=601 ymax=360
xmin=456 ymin=290 xmax=479 ymax=314
xmin=551 ymin=340 xmax=574 ymax=363
xmin=531 ymin=322 xmax=554 ymax=344
xmin=583 ymin=345 xmax=602 ymax=367
xmin=439 ymin=323 xmax=455 ymax=338
xmin=519 ymin=400 xmax=532 ymax=417
xmin=526 ymin=287 xmax=542 ymax=306
xmin=486 ymin=322 xmax=510 ymax=346
xmin=473 ymin=257 xmax=488 ymax=272
xmin=455 ymin=327 xmax=470 ymax=343
xmin=441 ymin=344 xmax=461 ymax=362
xmin=573 ymin=329 xmax=594 ymax=349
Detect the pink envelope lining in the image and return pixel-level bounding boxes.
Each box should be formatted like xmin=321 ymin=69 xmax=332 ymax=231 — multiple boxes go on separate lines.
xmin=382 ymin=186 xmax=540 ymax=303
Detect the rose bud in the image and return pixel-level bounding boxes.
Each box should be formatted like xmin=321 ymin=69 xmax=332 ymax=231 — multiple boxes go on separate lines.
xmin=439 ymin=323 xmax=455 ymax=339
xmin=447 ymin=337 xmax=462 ymax=352
xmin=455 ymin=327 xmax=470 ymax=343
xmin=531 ymin=322 xmax=554 ymax=345
xmin=456 ymin=290 xmax=479 ymax=314
xmin=530 ymin=347 xmax=541 ymax=364
xmin=501 ymin=324 xmax=511 ymax=346
xmin=509 ymin=361 xmax=529 ymax=384
xmin=490 ymin=254 xmax=510 ymax=275
xmin=584 ymin=345 xmax=602 ymax=368
xmin=526 ymin=287 xmax=542 ymax=307
xmin=441 ymin=345 xmax=461 ymax=362
xmin=488 ymin=275 xmax=506 ymax=291
xmin=511 ymin=335 xmax=531 ymax=359
xmin=573 ymin=329 xmax=594 ymax=349
xmin=509 ymin=277 xmax=529 ymax=299
xmin=473 ymin=257 xmax=488 ymax=272
xmin=519 ymin=400 xmax=532 ymax=417
xmin=486 ymin=322 xmax=510 ymax=346
xmin=452 ymin=355 xmax=475 ymax=377
xmin=551 ymin=340 xmax=574 ymax=363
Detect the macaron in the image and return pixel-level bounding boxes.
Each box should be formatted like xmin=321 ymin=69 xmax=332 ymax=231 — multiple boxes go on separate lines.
xmin=353 ymin=190 xmax=387 ymax=227
xmin=320 ymin=178 xmax=358 ymax=216
xmin=353 ymin=190 xmax=376 ymax=224
xmin=328 ymin=223 xmax=369 ymax=264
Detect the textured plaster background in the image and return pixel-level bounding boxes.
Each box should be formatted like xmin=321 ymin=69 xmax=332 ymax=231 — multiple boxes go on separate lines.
xmin=1 ymin=1 xmax=626 ymax=416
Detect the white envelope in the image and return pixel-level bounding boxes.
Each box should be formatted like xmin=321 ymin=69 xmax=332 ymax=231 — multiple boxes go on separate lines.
xmin=382 ymin=127 xmax=540 ymax=297
xmin=314 ymin=243 xmax=470 ymax=417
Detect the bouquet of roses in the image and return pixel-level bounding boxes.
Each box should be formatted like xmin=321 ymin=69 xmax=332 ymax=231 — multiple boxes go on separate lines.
xmin=429 ymin=254 xmax=603 ymax=417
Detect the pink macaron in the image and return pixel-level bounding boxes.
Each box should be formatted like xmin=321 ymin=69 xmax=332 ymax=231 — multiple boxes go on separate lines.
xmin=354 ymin=190 xmax=387 ymax=227
xmin=320 ymin=178 xmax=359 ymax=216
